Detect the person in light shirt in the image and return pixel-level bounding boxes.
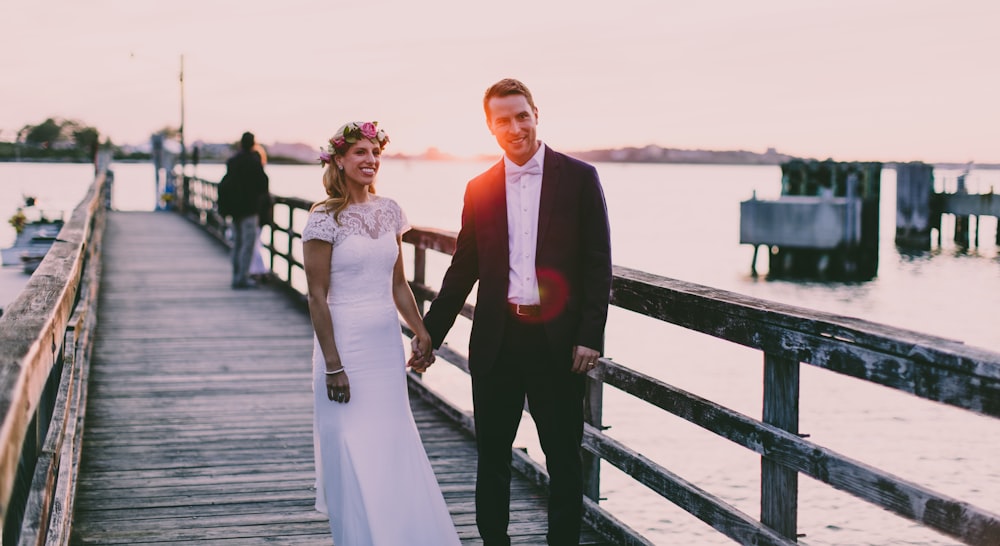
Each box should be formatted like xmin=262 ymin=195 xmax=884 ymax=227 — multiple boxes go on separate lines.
xmin=419 ymin=78 xmax=613 ymax=546
xmin=248 ymin=142 xmax=270 ymax=283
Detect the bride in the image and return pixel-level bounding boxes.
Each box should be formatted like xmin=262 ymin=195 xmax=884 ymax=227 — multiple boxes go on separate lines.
xmin=301 ymin=121 xmax=461 ymax=545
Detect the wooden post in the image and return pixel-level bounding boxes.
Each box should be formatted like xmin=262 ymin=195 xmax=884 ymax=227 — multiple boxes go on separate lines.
xmin=179 ymin=175 xmax=189 ymax=215
xmin=266 ymin=222 xmax=276 ymax=275
xmin=104 ymin=168 xmax=114 ymax=210
xmin=582 ymin=369 xmax=604 ymax=502
xmin=413 ymin=247 xmax=427 ymax=313
xmin=287 ymin=205 xmax=294 ymax=285
xmin=761 ymin=353 xmax=799 ymax=540
xmin=894 ymin=162 xmax=934 ymax=250
xmin=954 ymin=215 xmax=970 ymax=248
xmin=857 ymin=162 xmax=881 ymax=279
xmin=954 ymin=173 xmax=970 ymax=248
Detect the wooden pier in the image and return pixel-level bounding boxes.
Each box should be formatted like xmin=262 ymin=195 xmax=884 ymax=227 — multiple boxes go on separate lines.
xmin=740 ymin=159 xmax=881 ymax=280
xmin=69 ymin=211 xmax=615 ymax=545
xmin=896 ymin=162 xmax=1000 ymax=250
xmin=1 ymin=166 xmax=999 ymax=545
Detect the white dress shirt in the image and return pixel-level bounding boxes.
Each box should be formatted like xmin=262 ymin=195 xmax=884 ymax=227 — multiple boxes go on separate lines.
xmin=504 ymin=143 xmax=546 ymax=305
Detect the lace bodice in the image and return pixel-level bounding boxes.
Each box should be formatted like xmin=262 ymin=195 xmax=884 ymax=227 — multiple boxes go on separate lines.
xmin=302 ymin=196 xmax=409 ymax=247
xmin=302 ymin=196 xmax=409 ymax=306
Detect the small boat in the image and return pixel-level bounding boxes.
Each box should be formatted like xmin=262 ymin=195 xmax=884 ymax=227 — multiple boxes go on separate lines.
xmin=20 ymin=253 xmax=46 ymax=274
xmin=3 ymin=198 xmax=65 ymax=269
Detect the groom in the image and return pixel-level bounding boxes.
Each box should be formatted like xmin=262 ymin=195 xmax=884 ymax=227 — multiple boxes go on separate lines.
xmin=419 ymin=78 xmax=612 ymax=546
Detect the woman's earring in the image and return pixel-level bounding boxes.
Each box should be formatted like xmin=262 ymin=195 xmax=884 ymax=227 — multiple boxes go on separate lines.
xmin=337 ymin=164 xmax=344 ymax=171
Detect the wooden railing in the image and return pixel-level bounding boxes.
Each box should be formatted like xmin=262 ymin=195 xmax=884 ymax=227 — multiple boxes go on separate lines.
xmin=175 ymin=178 xmax=1000 ymax=545
xmin=0 ymin=155 xmax=111 ymax=545
xmin=177 ymin=176 xmax=312 ymax=304
xmin=402 ymin=233 xmax=1000 ymax=545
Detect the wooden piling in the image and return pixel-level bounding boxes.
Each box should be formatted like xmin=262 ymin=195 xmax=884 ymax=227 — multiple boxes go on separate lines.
xmin=761 ymin=355 xmax=800 ymax=540
xmin=954 ymin=172 xmax=970 ymax=248
xmin=894 ymin=162 xmax=934 ymax=250
xmin=754 ymin=160 xmax=881 ymax=280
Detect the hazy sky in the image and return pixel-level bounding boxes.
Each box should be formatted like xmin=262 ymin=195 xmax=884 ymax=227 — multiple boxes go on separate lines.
xmin=3 ymin=1 xmax=998 ymax=163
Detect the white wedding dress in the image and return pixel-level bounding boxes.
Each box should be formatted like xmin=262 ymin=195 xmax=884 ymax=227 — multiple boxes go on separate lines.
xmin=302 ymin=196 xmax=461 ymax=546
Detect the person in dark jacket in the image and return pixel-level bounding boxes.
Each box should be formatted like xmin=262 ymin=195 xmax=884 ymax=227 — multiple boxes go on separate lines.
xmin=415 ymin=78 xmax=612 ymax=546
xmin=219 ymin=131 xmax=269 ymax=288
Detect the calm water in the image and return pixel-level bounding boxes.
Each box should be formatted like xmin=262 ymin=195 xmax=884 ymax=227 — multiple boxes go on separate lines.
xmin=2 ymin=160 xmax=999 ymax=545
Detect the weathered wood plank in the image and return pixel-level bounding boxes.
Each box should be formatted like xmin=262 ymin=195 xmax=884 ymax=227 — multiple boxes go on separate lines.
xmin=70 ymin=211 xmax=614 ymax=545
xmin=0 ymin=168 xmax=109 ymax=541
xmin=18 ymin=329 xmax=78 ymax=546
xmin=338 ymin=224 xmax=1000 ymax=543
xmin=593 ymin=359 xmax=1000 ymax=544
xmin=610 ymin=265 xmax=1000 ymax=417
xmin=760 ymin=354 xmax=799 ymax=539
xmin=581 ymin=420 xmax=795 ymax=546
xmin=45 ymin=299 xmax=98 ymax=546
xmin=0 ymin=176 xmax=106 ymax=527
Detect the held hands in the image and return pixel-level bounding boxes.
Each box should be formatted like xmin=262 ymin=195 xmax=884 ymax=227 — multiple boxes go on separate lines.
xmin=571 ymin=345 xmax=601 ymax=374
xmin=407 ymin=334 xmax=436 ymax=373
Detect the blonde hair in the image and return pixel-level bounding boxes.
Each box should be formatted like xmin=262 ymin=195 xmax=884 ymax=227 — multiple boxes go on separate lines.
xmin=310 ymin=151 xmax=377 ymax=223
xmin=252 ymin=143 xmax=268 ymax=167
xmin=311 ymin=122 xmax=387 ymax=222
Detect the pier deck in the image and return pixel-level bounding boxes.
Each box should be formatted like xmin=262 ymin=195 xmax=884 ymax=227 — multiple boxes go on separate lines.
xmin=70 ymin=211 xmax=610 ymax=545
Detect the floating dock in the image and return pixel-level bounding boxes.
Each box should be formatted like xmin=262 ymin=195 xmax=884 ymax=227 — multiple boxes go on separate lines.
xmin=740 ymin=159 xmax=881 ymax=280
xmin=896 ymin=162 xmax=1000 ymax=249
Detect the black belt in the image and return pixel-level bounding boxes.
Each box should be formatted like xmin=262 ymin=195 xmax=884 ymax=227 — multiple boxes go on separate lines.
xmin=507 ymin=302 xmax=541 ymax=317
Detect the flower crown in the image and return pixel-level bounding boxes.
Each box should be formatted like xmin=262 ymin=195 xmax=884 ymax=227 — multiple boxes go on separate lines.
xmin=318 ymin=121 xmax=389 ymax=166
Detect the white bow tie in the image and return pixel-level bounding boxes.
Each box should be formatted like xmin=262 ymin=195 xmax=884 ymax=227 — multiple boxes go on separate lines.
xmin=507 ymin=160 xmax=542 ymax=180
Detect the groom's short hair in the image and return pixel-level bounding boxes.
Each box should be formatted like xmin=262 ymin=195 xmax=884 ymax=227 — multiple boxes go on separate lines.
xmin=483 ymin=78 xmax=537 ymax=122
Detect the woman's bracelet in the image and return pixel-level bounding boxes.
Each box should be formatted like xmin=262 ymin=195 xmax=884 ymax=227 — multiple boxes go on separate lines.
xmin=324 ymin=368 xmax=345 ymax=375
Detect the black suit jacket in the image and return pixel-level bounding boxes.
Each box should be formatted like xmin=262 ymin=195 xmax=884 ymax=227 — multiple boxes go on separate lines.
xmin=423 ymin=146 xmax=612 ymax=376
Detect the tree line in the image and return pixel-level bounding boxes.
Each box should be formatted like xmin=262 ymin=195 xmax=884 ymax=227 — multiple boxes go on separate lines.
xmin=0 ymin=117 xmax=157 ymax=162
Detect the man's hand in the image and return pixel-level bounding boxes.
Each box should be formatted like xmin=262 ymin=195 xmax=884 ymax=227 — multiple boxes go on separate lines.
xmin=408 ymin=336 xmax=436 ymax=373
xmin=571 ymin=345 xmax=600 ymax=374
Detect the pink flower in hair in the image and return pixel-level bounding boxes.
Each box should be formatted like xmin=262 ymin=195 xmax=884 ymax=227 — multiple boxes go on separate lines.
xmin=359 ymin=122 xmax=378 ymax=139
xmin=319 ymin=122 xmax=389 ymax=168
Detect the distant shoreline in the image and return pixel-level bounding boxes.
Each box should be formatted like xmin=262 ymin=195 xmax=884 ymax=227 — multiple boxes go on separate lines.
xmin=4 ymin=155 xmax=999 ymax=170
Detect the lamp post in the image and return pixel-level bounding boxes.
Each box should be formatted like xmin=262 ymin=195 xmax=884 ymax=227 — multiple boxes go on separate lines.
xmin=179 ymin=54 xmax=187 ymax=172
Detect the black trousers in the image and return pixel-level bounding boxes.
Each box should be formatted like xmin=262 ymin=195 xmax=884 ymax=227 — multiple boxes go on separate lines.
xmin=471 ymin=313 xmax=586 ymax=546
